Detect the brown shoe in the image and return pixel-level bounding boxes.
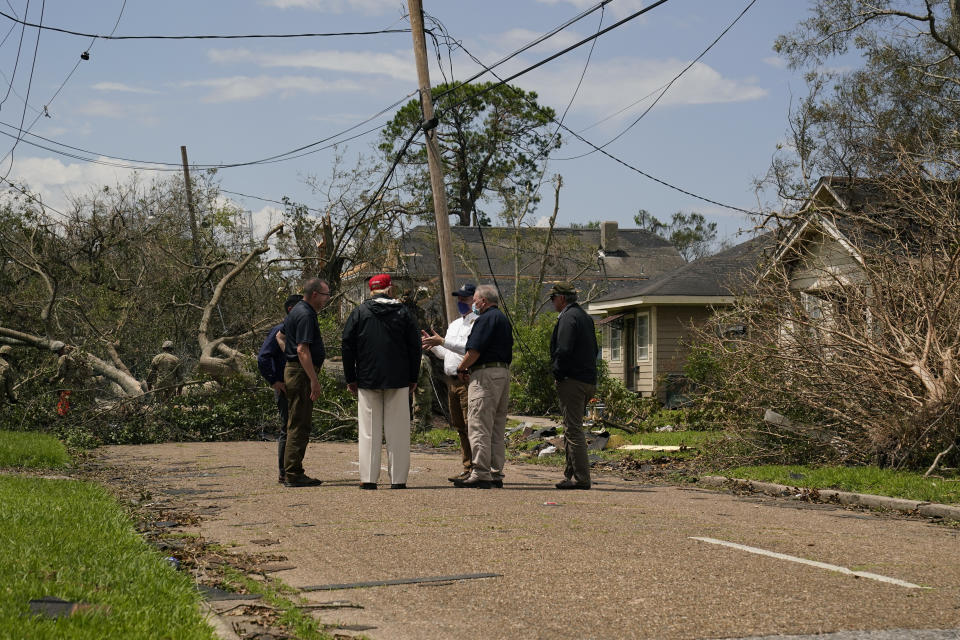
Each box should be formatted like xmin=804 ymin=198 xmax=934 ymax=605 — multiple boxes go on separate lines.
xmin=448 ymin=470 xmax=471 ymax=483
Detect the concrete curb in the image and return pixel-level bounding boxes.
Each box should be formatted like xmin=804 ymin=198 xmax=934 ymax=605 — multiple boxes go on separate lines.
xmin=201 ymin=601 xmax=243 ymax=640
xmin=697 ymin=475 xmax=960 ymax=521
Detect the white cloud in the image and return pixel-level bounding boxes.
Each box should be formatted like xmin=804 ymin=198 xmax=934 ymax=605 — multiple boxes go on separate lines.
xmin=260 ymin=0 xmax=400 ymax=14
xmin=250 ymin=205 xmax=285 ymax=237
xmin=535 ymin=0 xmax=649 ymax=19
xmin=181 ymin=75 xmax=366 ymax=102
xmin=5 ymin=156 xmax=153 ymax=213
xmin=762 ymin=56 xmax=787 ymax=69
xmin=496 ymin=27 xmax=583 ymax=55
xmin=74 ymin=100 xmax=160 ymax=125
xmin=208 ymin=48 xmax=415 ymax=81
xmin=527 ymin=57 xmax=767 ymax=119
xmin=92 ymin=82 xmax=160 ymax=95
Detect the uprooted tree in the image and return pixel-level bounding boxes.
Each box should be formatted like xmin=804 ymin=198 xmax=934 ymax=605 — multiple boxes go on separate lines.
xmin=689 ymin=1 xmax=960 ymax=471
xmin=0 ymin=172 xmax=287 ymax=400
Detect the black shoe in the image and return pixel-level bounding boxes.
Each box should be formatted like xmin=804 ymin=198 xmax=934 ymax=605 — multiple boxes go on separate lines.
xmin=278 ymin=474 xmax=286 ymax=484
xmin=448 ymin=470 xmax=471 ymax=483
xmin=360 ymin=482 xmax=378 ymax=490
xmin=284 ymin=476 xmax=322 ymax=488
xmin=490 ymin=479 xmax=503 ymax=488
xmin=453 ymin=477 xmax=491 ymax=489
xmin=555 ymin=479 xmax=591 ymax=490
xmin=390 ymin=483 xmax=406 ymax=489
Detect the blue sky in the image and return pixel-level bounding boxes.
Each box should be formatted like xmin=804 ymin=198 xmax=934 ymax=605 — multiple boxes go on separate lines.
xmin=0 ymin=0 xmax=817 ymax=244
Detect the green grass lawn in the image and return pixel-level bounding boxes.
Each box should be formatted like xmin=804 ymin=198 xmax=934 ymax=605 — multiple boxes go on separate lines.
xmin=725 ymin=464 xmax=960 ymax=505
xmin=0 ymin=475 xmax=216 ymax=639
xmin=0 ymin=431 xmax=71 ymax=469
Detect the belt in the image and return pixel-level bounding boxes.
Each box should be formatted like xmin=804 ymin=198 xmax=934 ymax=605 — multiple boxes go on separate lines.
xmin=470 ymin=361 xmax=509 ymax=373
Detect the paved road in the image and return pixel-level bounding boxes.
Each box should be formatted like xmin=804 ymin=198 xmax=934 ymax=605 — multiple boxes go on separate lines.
xmin=97 ymin=442 xmax=960 ymax=640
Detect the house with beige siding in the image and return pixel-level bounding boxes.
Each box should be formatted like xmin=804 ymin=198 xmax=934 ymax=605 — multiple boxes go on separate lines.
xmin=768 ymin=176 xmax=874 ymax=319
xmin=587 ymin=234 xmax=774 ymax=400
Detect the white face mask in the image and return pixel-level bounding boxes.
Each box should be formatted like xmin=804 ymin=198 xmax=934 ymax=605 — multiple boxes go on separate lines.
xmin=472 ymin=302 xmax=480 ymax=314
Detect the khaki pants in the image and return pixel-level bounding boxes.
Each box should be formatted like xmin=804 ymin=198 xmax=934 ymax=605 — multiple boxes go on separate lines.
xmin=283 ymin=361 xmax=316 ymax=480
xmin=557 ymin=378 xmax=595 ymax=486
xmin=467 ymin=367 xmax=510 ymax=482
xmin=358 ymin=387 xmax=411 ymax=484
xmin=447 ymin=378 xmax=472 ymax=470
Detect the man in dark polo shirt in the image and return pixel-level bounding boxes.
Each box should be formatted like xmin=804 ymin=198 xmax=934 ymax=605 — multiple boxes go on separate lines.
xmin=281 ymin=278 xmax=331 ymax=488
xmin=549 ymin=282 xmax=598 ymax=490
xmin=257 ymin=293 xmax=303 ymax=484
xmin=454 ymin=284 xmax=513 ymax=489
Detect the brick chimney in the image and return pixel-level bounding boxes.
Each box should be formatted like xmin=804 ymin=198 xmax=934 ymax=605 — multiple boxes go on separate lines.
xmin=600 ymin=221 xmax=619 ymax=252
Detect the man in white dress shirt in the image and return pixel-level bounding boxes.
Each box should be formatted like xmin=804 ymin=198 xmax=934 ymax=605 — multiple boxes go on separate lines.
xmin=421 ymin=283 xmax=478 ymax=482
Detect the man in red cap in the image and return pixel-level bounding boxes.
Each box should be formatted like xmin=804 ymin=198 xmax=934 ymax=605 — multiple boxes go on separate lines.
xmin=342 ymin=273 xmax=421 ymax=489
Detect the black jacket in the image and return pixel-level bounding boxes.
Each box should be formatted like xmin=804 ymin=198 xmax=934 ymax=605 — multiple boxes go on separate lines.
xmin=550 ymin=302 xmax=598 ymax=384
xmin=342 ymin=295 xmax=420 ymax=389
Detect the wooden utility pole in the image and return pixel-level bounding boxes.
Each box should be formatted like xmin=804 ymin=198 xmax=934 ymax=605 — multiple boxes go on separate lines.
xmin=180 ymin=145 xmax=202 ymax=267
xmin=407 ymin=0 xmax=457 ymax=324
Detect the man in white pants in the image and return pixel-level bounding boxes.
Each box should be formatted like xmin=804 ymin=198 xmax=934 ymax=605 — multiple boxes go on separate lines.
xmin=342 ymin=273 xmax=421 ymax=489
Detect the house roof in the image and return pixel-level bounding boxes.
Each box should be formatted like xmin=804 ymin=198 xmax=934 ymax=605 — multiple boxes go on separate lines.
xmin=770 ymin=174 xmax=948 ymax=271
xmin=395 ymin=224 xmax=686 ymax=300
xmin=590 ymin=233 xmax=775 ymax=304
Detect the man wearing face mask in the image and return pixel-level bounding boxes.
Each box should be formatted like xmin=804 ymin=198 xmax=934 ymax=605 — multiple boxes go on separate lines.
xmin=421 ymin=283 xmax=478 ymax=483
xmin=453 ymin=284 xmax=513 ymax=489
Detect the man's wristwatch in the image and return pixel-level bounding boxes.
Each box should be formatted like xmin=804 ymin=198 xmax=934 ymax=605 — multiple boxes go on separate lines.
xmin=457 ymin=368 xmax=469 ymax=374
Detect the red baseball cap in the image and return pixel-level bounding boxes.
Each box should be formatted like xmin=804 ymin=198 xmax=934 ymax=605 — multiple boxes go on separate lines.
xmin=368 ymin=273 xmax=391 ymax=290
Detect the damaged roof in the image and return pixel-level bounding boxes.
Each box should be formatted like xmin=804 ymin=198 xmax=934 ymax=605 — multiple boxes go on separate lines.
xmin=397 ymin=224 xmax=686 ymax=299
xmin=591 ymin=233 xmax=775 ymax=303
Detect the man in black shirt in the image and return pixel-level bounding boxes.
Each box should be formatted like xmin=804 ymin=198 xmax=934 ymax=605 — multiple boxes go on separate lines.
xmin=549 ymin=282 xmax=598 ymax=490
xmin=454 ymin=284 xmax=513 ymax=489
xmin=281 ymin=278 xmax=331 ymax=487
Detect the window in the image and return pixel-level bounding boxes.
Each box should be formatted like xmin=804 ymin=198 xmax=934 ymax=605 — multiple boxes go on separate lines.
xmin=610 ymin=325 xmax=622 ymax=361
xmin=636 ymin=312 xmax=649 ymax=360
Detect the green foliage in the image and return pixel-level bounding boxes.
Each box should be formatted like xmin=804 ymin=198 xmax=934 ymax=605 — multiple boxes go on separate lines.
xmin=221 ymin=569 xmax=333 ymax=640
xmin=508 ymin=313 xmax=557 ymax=414
xmin=725 ymin=465 xmax=960 ymax=505
xmin=413 ymin=428 xmax=459 ymax=448
xmin=381 ymin=81 xmax=558 ymax=226
xmin=0 ymin=476 xmax=216 ymax=639
xmin=594 ymin=360 xmax=657 ymax=427
xmin=0 ymin=431 xmax=70 ymax=469
xmin=0 ymin=369 xmax=356 ymax=448
xmin=633 ymin=209 xmax=718 ymax=261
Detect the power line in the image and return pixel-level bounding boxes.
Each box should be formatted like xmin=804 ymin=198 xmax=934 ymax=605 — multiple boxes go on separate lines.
xmin=431 ymin=0 xmax=614 ymax=108
xmin=0 ymin=0 xmax=30 ymax=109
xmin=0 ymin=9 xmax=412 ymax=40
xmin=0 ymin=0 xmax=629 ymax=175
xmin=433 ymin=0 xmax=671 ymax=114
xmin=0 ymin=88 xmax=417 ymax=171
xmin=0 ymin=0 xmax=128 ymax=174
xmin=450 ymin=23 xmax=758 ymax=216
xmin=556 ymin=0 xmax=759 ymax=161
xmin=2 ymin=0 xmax=45 ymax=182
